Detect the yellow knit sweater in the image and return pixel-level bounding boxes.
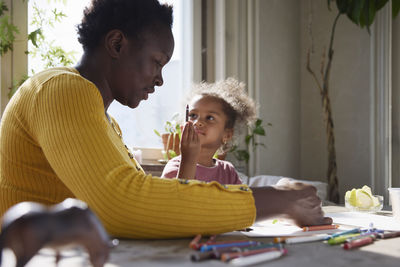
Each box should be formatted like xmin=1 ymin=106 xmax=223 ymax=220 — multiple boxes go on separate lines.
xmin=0 ymin=67 xmax=255 ymax=239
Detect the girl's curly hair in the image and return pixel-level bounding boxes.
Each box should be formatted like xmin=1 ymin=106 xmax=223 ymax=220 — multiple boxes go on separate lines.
xmin=186 ymin=78 xmax=257 ymax=153
xmin=77 ymin=0 xmax=173 ymax=52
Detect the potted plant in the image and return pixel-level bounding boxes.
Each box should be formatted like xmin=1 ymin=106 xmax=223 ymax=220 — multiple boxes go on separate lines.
xmin=154 ymin=113 xmax=182 ymax=160
xmin=227 ymin=118 xmax=270 ymax=176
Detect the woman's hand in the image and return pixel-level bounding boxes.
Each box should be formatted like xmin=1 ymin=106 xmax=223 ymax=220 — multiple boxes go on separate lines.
xmin=251 ymin=179 xmax=332 ymax=227
xmin=177 ymin=121 xmax=201 ymax=179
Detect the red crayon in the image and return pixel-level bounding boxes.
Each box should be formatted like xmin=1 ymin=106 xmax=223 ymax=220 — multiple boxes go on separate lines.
xmin=189 ymin=235 xmax=217 ymax=250
xmin=343 ymin=236 xmax=374 ymax=250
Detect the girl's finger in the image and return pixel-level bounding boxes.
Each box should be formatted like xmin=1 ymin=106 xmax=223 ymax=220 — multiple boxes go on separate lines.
xmin=193 ymin=129 xmax=199 ymax=144
xmin=187 ymin=122 xmax=194 ymax=140
xmin=181 ymin=122 xmax=191 ymax=141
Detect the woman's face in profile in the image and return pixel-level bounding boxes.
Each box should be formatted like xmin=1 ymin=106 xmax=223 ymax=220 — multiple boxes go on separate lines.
xmin=110 ymin=24 xmax=174 ymax=109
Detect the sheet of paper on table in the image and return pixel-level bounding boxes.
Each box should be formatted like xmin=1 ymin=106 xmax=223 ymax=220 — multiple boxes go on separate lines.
xmin=242 ymin=212 xmax=400 ymax=237
xmin=241 ymin=219 xmax=347 ymax=238
xmin=325 ymin=211 xmax=400 ymax=231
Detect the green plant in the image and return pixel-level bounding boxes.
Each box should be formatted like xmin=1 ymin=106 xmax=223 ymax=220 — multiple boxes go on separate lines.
xmin=1 ymin=0 xmax=77 ymax=98
xmin=229 ymin=118 xmax=270 ymax=175
xmin=153 ymin=113 xmax=182 ymax=138
xmin=307 ymin=0 xmax=400 ymax=203
xmin=28 ymin=2 xmax=76 ymax=73
xmin=0 ymin=1 xmax=19 ymax=55
xmin=154 ymin=113 xmax=182 ymax=160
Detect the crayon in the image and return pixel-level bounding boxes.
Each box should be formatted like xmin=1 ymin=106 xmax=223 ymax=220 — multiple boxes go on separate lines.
xmin=303 ymin=224 xmax=339 ymax=232
xmin=377 ymin=231 xmax=400 ymax=239
xmin=185 ymin=104 xmax=189 ymax=122
xmin=220 ymin=247 xmax=280 ymax=262
xmin=284 ymin=234 xmax=330 ymax=244
xmin=345 ymin=233 xmax=377 ymax=242
xmin=191 ymin=243 xmax=282 ymax=261
xmin=229 ymin=249 xmax=287 ymax=266
xmin=237 ymin=243 xmax=282 ymax=251
xmin=273 ymin=237 xmax=287 ymax=243
xmin=189 ymin=235 xmax=217 ymax=250
xmin=329 ymin=228 xmax=360 ymax=239
xmin=343 ymin=236 xmax=374 ymax=250
xmin=200 ymin=241 xmax=261 ymax=252
xmin=327 ymin=234 xmax=360 ymax=245
xmin=189 ymin=234 xmax=202 ymax=249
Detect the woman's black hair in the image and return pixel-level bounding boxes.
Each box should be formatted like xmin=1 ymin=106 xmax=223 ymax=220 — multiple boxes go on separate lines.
xmin=77 ymin=0 xmax=173 ymax=52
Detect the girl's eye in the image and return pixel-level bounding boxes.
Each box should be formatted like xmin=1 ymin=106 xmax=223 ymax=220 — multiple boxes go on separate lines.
xmin=189 ymin=113 xmax=197 ymax=120
xmin=206 ymin=115 xmax=214 ymax=121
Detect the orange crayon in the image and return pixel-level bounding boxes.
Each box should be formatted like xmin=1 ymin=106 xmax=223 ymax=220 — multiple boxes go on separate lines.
xmin=302 ymin=224 xmax=339 ymax=232
xmin=273 ymin=237 xmax=287 ymax=243
xmin=189 ymin=234 xmax=202 ymax=249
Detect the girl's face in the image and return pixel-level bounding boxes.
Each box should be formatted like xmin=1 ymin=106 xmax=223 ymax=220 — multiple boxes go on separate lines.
xmin=188 ymin=95 xmax=233 ymax=150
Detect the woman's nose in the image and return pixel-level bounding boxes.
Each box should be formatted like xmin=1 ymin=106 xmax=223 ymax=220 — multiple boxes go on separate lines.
xmin=155 ymin=71 xmax=164 ymax=87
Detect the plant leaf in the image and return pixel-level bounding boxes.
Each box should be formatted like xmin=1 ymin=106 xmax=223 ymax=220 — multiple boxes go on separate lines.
xmin=349 ymin=0 xmax=365 ymax=25
xmin=245 ymin=135 xmax=252 ymax=145
xmin=28 ymin=28 xmax=42 ymax=48
xmin=336 ymin=0 xmax=351 ymax=14
xmin=254 ymin=126 xmax=265 ymax=136
xmin=393 ymin=0 xmax=400 ymax=18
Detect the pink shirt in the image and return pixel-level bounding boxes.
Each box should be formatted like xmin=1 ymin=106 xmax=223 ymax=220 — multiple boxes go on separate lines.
xmin=161 ymin=156 xmax=242 ymax=185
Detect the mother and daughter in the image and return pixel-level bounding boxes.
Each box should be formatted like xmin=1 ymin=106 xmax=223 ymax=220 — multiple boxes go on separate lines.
xmin=0 ymin=0 xmax=331 ymax=239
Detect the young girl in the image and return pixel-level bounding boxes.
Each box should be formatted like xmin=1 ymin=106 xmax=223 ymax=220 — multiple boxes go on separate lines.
xmin=161 ymin=78 xmax=256 ymax=184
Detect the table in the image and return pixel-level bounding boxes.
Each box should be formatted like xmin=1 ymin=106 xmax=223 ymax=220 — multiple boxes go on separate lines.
xmin=2 ymin=207 xmax=400 ymax=267
xmin=140 ymin=159 xmax=165 ymax=177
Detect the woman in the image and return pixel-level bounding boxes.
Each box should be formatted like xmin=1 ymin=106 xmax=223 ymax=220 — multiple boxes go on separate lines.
xmin=0 ymin=0 xmax=331 ymax=239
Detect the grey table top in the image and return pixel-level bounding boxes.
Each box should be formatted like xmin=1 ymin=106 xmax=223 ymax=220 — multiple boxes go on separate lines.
xmin=2 ymin=206 xmax=400 ymax=267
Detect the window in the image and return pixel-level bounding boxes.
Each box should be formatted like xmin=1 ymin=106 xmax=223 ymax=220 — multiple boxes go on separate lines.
xmin=28 ymin=0 xmax=193 ymax=152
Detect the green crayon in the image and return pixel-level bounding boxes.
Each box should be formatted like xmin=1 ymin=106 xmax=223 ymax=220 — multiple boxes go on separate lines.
xmin=327 ymin=234 xmax=360 ymax=245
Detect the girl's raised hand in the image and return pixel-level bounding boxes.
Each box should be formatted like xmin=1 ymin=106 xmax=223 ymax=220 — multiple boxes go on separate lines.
xmin=180 ymin=121 xmax=201 ymax=162
xmin=177 ymin=121 xmax=201 ymax=179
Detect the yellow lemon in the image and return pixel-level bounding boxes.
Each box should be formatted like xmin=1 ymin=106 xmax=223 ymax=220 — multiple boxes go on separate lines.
xmin=355 ymin=189 xmax=373 ymax=208
xmin=346 ymin=188 xmax=357 ymax=206
xmin=361 ymin=185 xmax=373 ymax=196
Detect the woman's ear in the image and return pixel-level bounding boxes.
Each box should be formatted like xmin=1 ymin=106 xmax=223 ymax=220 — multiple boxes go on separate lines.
xmin=104 ymin=29 xmax=125 ymax=58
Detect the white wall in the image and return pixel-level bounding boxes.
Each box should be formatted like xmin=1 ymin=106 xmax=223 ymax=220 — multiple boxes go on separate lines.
xmin=254 ymin=0 xmax=372 ymax=201
xmin=255 ymin=0 xmax=301 ymax=179
xmin=300 ymin=1 xmax=372 ymax=199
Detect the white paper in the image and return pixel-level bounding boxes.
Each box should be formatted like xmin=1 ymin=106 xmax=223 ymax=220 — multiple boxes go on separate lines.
xmin=325 ymin=211 xmax=400 ymax=231
xmin=241 ymin=219 xmax=345 ymax=237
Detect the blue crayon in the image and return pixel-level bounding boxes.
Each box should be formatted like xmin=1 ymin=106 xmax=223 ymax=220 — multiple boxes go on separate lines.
xmin=213 ymin=242 xmax=282 ymax=253
xmin=329 ymin=228 xmax=361 ymax=239
xmin=200 ymin=241 xmax=261 ymax=252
